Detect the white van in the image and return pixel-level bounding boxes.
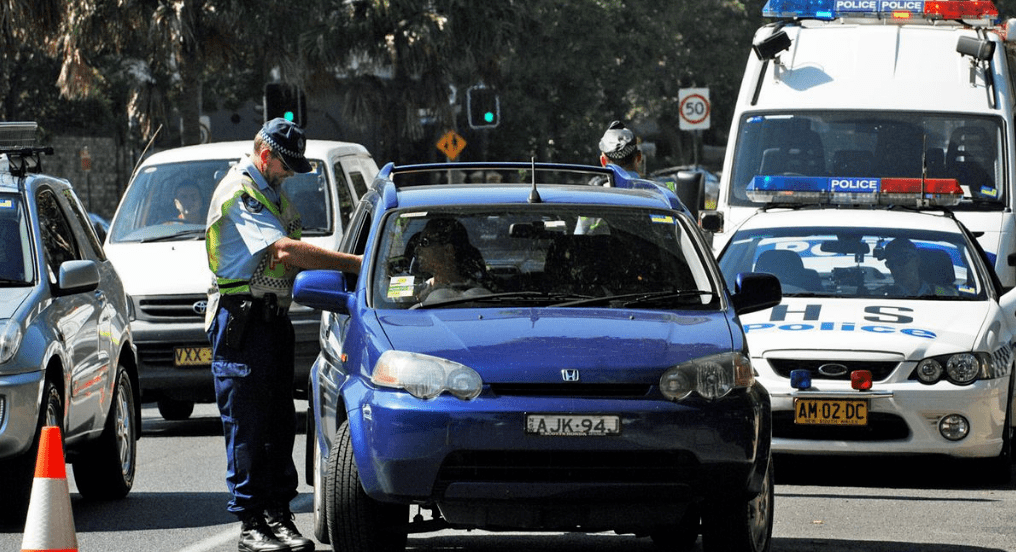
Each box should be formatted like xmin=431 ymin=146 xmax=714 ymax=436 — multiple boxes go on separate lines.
xmin=105 ymin=140 xmax=378 ymax=420
xmin=704 ymin=0 xmax=1016 ymax=286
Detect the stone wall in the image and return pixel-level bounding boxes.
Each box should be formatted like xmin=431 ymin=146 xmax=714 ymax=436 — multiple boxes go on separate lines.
xmin=42 ymin=135 xmax=133 ymax=221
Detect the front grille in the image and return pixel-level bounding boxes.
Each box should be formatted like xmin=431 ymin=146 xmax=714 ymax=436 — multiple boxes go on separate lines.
xmin=768 ymin=359 xmax=898 ymax=381
xmin=136 ymin=294 xmax=207 ymax=321
xmin=489 ymin=383 xmax=652 ymax=398
xmin=436 ymin=450 xmax=697 ymax=487
xmin=773 ymin=411 xmax=910 ymax=441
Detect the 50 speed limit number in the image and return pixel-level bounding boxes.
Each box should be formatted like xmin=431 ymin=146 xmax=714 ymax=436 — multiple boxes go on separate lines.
xmin=679 ymin=88 xmax=710 ymax=131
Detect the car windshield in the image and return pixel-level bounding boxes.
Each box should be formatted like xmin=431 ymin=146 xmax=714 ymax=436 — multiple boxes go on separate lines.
xmin=0 ymin=192 xmax=35 ymax=285
xmin=109 ymin=157 xmax=333 ymax=243
xmin=372 ymin=205 xmax=717 ymax=310
xmin=728 ymin=111 xmax=1005 ymax=211
xmin=718 ymin=226 xmax=986 ymax=300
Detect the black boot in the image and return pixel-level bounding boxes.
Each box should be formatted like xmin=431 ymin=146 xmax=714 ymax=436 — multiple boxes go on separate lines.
xmin=239 ymin=514 xmax=291 ymax=552
xmin=265 ymin=508 xmax=315 ymax=552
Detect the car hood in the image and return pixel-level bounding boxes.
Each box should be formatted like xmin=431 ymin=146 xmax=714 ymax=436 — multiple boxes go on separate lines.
xmin=0 ymin=287 xmax=32 ymax=318
xmin=376 ymin=307 xmax=735 ymax=383
xmin=739 ymin=298 xmax=992 ymax=358
xmin=105 ymin=241 xmax=212 ymax=295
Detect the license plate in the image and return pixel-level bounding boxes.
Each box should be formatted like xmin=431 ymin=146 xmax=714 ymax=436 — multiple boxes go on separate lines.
xmin=794 ymin=398 xmax=868 ymax=426
xmin=525 ymin=414 xmax=621 ymax=436
xmin=174 ymin=346 xmax=212 ymax=367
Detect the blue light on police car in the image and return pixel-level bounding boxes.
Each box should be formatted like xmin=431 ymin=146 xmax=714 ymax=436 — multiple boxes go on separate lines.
xmin=790 ymin=369 xmax=812 ymax=390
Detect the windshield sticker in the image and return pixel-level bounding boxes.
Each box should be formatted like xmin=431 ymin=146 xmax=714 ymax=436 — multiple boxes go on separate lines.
xmin=0 ymin=198 xmax=12 ymax=209
xmin=650 ymin=214 xmax=674 ymax=224
xmin=388 ymin=276 xmax=416 ymax=298
xmin=980 ymin=186 xmax=999 ymax=198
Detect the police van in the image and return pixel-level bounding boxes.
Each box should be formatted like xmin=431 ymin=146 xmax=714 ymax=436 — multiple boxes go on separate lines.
xmin=702 ymin=0 xmax=1016 ymax=287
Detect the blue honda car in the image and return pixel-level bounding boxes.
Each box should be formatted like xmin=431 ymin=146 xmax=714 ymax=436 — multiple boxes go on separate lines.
xmin=296 ymin=162 xmax=781 ymax=552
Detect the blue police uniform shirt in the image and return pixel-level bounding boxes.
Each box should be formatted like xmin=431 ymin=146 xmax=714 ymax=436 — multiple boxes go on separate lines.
xmin=212 ymin=155 xmax=287 ymax=280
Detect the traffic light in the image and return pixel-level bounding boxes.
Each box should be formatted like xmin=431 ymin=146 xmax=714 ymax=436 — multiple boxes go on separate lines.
xmin=264 ymin=83 xmax=306 ymax=127
xmin=467 ymin=86 xmax=499 ymax=129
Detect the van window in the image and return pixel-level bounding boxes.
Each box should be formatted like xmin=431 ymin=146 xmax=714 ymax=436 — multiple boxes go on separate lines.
xmin=729 ymin=111 xmax=1004 ymax=211
xmin=283 ymin=162 xmax=333 ymax=236
xmin=332 ymin=162 xmax=355 ymax=230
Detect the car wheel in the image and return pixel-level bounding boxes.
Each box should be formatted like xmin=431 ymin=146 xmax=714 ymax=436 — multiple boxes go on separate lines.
xmin=649 ymin=504 xmax=700 ymax=551
xmin=325 ymin=420 xmax=407 ymax=552
xmin=0 ymin=380 xmax=61 ymax=527
xmin=308 ymin=397 xmax=330 ymax=544
xmin=701 ymin=455 xmax=774 ymax=552
xmin=73 ymin=365 xmax=137 ymax=500
xmin=157 ymin=397 xmax=194 ymax=421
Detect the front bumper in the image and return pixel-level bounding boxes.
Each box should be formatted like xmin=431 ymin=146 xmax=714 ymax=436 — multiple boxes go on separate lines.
xmin=133 ymin=312 xmax=320 ymax=402
xmin=0 ymin=370 xmax=44 ymax=459
xmin=765 ymin=376 xmax=1009 ymax=458
xmin=340 ymin=381 xmax=771 ymax=530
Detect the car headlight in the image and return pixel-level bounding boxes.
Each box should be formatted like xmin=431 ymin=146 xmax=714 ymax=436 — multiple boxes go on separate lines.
xmin=0 ymin=318 xmax=23 ymax=364
xmin=371 ymin=350 xmax=482 ymax=400
xmin=911 ymin=352 xmax=991 ymax=385
xmin=660 ymin=352 xmax=754 ymax=401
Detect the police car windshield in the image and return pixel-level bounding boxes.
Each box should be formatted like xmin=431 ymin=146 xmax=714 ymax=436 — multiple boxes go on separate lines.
xmin=729 ymin=111 xmax=1004 ymax=211
xmin=718 ymin=226 xmax=986 ymax=300
xmin=372 ymin=205 xmax=717 ymax=310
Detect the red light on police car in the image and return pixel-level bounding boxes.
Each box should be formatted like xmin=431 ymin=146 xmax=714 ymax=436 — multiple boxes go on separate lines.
xmin=924 ymin=1 xmax=998 ymax=20
xmin=851 ymin=370 xmax=873 ymax=391
xmin=879 ymin=178 xmax=963 ymax=194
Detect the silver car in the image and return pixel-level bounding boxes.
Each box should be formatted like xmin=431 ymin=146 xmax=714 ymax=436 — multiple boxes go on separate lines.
xmin=0 ymin=123 xmax=140 ymax=526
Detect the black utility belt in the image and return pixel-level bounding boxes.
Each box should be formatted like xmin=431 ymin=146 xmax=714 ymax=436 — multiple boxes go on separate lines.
xmin=219 ymin=294 xmax=288 ymax=319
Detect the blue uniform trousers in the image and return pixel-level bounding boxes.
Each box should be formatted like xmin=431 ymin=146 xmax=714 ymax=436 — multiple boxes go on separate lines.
xmin=207 ymin=302 xmax=298 ymax=518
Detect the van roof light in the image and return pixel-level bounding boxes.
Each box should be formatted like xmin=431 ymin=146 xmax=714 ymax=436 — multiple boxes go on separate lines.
xmin=746 ymin=176 xmax=963 ymax=207
xmin=762 ymin=0 xmax=999 ymax=26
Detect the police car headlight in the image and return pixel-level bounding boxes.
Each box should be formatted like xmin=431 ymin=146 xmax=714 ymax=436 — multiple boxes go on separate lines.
xmin=915 ymin=359 xmax=944 ymax=384
xmin=661 ymin=352 xmax=753 ymax=401
xmin=910 ymin=353 xmax=991 ymax=385
xmin=945 ymin=353 xmax=983 ymax=385
xmin=0 ymin=318 xmax=22 ymax=364
xmin=371 ymin=350 xmax=482 ymax=400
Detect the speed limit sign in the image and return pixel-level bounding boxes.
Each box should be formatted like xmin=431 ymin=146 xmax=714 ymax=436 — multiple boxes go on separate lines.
xmin=679 ymin=88 xmax=710 ymax=131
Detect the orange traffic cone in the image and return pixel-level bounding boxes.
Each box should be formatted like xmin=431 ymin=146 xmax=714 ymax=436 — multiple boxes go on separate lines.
xmin=20 ymin=426 xmax=77 ymax=552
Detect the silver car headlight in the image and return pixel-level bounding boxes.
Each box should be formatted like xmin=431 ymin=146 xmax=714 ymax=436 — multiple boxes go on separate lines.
xmin=0 ymin=318 xmax=23 ymax=364
xmin=912 ymin=352 xmax=991 ymax=385
xmin=660 ymin=352 xmax=754 ymax=401
xmin=371 ymin=350 xmax=482 ymax=400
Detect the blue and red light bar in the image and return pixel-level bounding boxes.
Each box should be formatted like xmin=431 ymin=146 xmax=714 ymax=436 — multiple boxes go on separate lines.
xmin=762 ymin=0 xmax=998 ymax=24
xmin=747 ymin=176 xmax=964 ymax=206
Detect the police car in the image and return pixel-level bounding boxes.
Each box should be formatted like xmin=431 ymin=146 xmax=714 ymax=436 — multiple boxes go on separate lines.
xmin=717 ymin=175 xmax=1016 ymax=481
xmin=296 ymin=162 xmax=781 ymax=552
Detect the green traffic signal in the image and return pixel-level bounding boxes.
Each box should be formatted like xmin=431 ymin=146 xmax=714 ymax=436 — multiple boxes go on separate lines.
xmin=484 ymin=111 xmax=495 ymax=123
xmin=284 ymin=111 xmax=295 ymax=122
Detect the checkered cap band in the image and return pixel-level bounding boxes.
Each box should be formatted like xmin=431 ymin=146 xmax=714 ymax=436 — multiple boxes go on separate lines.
xmin=259 ymin=129 xmax=302 ymax=160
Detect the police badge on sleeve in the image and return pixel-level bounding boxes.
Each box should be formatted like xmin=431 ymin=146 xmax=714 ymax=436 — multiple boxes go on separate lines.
xmin=241 ymin=192 xmax=264 ymax=213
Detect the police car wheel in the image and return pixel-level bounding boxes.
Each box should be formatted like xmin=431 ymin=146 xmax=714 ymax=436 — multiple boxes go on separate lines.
xmin=73 ymin=365 xmax=137 ymax=500
xmin=325 ymin=420 xmax=408 ymax=552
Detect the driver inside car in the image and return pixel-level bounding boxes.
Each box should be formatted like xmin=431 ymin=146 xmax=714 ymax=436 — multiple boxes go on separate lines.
xmin=414 ymin=216 xmax=491 ymax=304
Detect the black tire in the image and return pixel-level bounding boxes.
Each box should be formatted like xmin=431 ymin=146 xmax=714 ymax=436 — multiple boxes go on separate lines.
xmin=325 ymin=420 xmax=408 ymax=552
xmin=0 ymin=379 xmax=61 ymax=527
xmin=701 ymin=456 xmax=774 ymax=552
xmin=73 ymin=365 xmax=137 ymax=500
xmin=157 ymin=397 xmax=194 ymax=421
xmin=980 ymin=379 xmax=1014 ymax=485
xmin=650 ymin=504 xmax=700 ymax=551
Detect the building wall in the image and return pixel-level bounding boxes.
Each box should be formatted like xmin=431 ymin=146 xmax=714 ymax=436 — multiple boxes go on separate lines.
xmin=42 ymin=135 xmax=131 ymax=221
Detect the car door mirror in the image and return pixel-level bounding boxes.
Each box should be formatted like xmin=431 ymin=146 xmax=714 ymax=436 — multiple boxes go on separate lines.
xmin=731 ymin=272 xmax=782 ymax=315
xmin=293 ymin=270 xmax=352 ymax=314
xmin=55 ymin=260 xmax=99 ymax=296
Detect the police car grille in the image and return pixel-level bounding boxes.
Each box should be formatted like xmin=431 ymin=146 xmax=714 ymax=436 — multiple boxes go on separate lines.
xmin=772 ymin=411 xmax=910 ymax=441
xmin=768 ymin=359 xmax=898 ymax=381
xmin=489 ymin=383 xmax=651 ymax=398
xmin=435 ymin=450 xmax=697 ymax=487
xmin=136 ymin=295 xmax=207 ymax=321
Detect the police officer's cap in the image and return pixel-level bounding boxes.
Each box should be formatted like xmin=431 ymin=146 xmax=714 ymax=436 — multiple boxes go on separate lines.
xmin=598 ymin=120 xmax=638 ymax=160
xmin=259 ymin=118 xmax=313 ymax=174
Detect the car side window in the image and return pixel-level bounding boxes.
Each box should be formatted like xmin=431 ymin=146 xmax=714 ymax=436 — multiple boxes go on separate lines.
xmin=332 ymin=162 xmax=355 ymax=230
xmin=61 ymin=189 xmax=105 ymax=261
xmin=340 ymin=198 xmax=374 ymax=291
xmin=37 ymin=189 xmax=81 ymax=284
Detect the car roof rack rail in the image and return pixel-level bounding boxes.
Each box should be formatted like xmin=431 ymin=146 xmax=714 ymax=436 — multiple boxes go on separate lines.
xmin=0 ymin=122 xmax=54 ymax=178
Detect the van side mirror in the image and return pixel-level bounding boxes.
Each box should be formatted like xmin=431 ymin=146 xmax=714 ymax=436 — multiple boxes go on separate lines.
xmin=699 ymin=210 xmax=723 ymax=233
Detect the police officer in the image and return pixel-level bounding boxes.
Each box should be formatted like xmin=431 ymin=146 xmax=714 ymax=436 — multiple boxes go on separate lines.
xmin=598 ymin=120 xmax=644 ymax=177
xmin=205 ymin=118 xmax=361 ymax=552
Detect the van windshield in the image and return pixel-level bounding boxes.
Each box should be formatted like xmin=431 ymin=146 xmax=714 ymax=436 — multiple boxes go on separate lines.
xmin=728 ymin=111 xmax=1005 ymax=211
xmin=109 ymin=158 xmax=333 ymax=243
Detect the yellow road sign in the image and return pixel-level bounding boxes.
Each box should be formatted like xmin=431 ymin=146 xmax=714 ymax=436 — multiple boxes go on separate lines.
xmin=437 ymin=130 xmax=467 ymax=160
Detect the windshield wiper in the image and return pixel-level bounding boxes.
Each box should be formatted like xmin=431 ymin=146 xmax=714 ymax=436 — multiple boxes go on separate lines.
xmin=409 ymin=291 xmax=595 ymax=309
xmin=555 ymin=289 xmax=716 ymax=308
xmin=139 ymin=228 xmax=206 ymax=242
